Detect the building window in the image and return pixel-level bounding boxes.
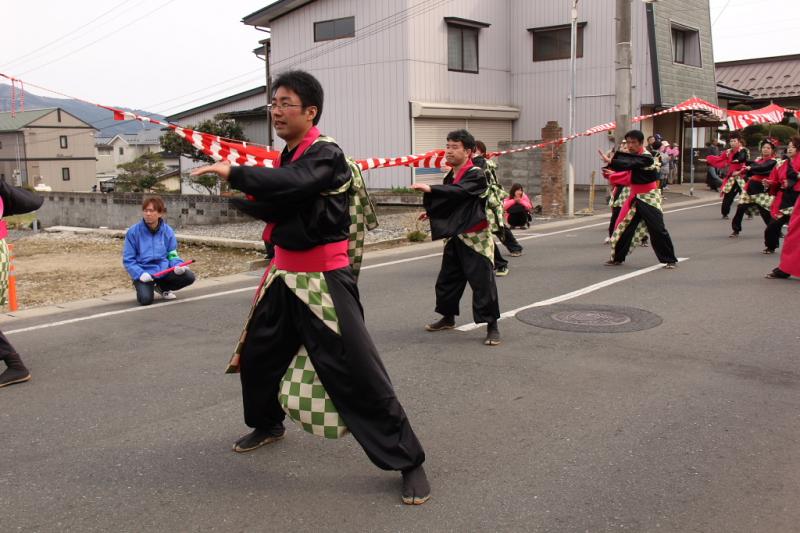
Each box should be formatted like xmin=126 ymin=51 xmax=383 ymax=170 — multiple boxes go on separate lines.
xmin=119 ymin=147 xmax=124 ymax=155
xmin=62 ymin=168 xmax=70 ymax=181
xmin=444 ymin=18 xmax=489 ymax=73
xmin=57 ymin=109 xmax=62 ymax=122
xmin=672 ymin=25 xmax=701 ymax=67
xmin=60 ymin=135 xmax=68 ymax=149
xmin=529 ymin=23 xmax=585 ymax=62
xmin=314 ymin=16 xmax=355 ymax=42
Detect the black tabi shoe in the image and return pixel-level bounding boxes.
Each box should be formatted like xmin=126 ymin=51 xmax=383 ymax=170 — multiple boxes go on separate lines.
xmin=663 ymin=262 xmax=677 ymax=270
xmin=232 ymin=425 xmax=285 ymax=453
xmin=762 ymin=248 xmax=775 ymax=254
xmin=509 ymin=251 xmax=523 ymax=257
xmin=425 ymin=316 xmax=455 ymax=332
xmin=604 ymin=260 xmax=623 ymax=266
xmin=721 ymin=215 xmax=729 ymax=220
xmin=0 ymin=353 xmax=31 ymax=389
xmin=0 ymin=367 xmax=31 ymax=388
xmin=402 ymin=465 xmax=431 ymax=505
xmin=729 ymin=232 xmax=739 ymax=238
xmin=484 ymin=321 xmax=501 ymax=346
xmin=765 ymin=268 xmax=790 ymax=279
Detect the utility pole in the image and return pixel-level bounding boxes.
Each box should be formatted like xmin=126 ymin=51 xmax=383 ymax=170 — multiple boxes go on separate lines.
xmin=566 ymin=0 xmax=579 ymax=217
xmin=614 ymin=0 xmax=632 ymax=146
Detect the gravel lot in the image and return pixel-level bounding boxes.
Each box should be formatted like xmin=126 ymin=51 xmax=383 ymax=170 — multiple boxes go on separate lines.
xmin=6 ymin=208 xmax=429 ymax=310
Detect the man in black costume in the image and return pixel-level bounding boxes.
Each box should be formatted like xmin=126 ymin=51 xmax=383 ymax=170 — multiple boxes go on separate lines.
xmin=412 ymin=129 xmax=501 ymax=346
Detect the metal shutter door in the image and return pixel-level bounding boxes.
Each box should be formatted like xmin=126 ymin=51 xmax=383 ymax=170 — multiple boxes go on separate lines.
xmin=465 ymin=119 xmax=513 ymax=153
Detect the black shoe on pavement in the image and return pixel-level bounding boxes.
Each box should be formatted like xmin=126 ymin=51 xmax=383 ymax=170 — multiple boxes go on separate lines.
xmin=664 ymin=262 xmax=677 ymax=270
xmin=233 ymin=425 xmax=285 ymax=453
xmin=484 ymin=321 xmax=501 ymax=346
xmin=0 ymin=353 xmax=31 ymax=389
xmin=425 ymin=316 xmax=455 ymax=332
xmin=0 ymin=367 xmax=31 ymax=388
xmin=495 ymin=266 xmax=509 ymax=277
xmin=765 ymin=268 xmax=790 ymax=279
xmin=604 ymin=260 xmax=623 ymax=266
xmin=402 ymin=465 xmax=431 ymax=505
xmin=729 ymin=232 xmax=739 ymax=238
xmin=722 ymin=215 xmax=729 ymax=220
xmin=509 ymin=250 xmax=523 ymax=257
xmin=762 ymin=248 xmax=775 ymax=254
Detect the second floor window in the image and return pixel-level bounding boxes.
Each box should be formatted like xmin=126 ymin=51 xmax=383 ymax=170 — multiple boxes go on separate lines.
xmin=672 ymin=25 xmax=701 ymax=67
xmin=62 ymin=167 xmax=70 ymax=181
xmin=60 ymin=135 xmax=68 ymax=149
xmin=530 ymin=23 xmax=585 ymax=62
xmin=314 ymin=16 xmax=354 ymax=42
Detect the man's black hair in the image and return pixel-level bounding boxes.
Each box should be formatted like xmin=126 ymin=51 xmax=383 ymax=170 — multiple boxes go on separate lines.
xmin=624 ymin=129 xmax=645 ymax=143
xmin=651 ymin=140 xmax=663 ymax=150
xmin=446 ymin=129 xmax=476 ymax=151
xmin=272 ymin=70 xmax=324 ymax=125
xmin=728 ymin=131 xmax=742 ymax=141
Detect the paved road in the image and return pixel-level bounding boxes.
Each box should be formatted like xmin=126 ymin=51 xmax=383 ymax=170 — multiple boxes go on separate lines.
xmin=2 ymin=198 xmax=799 ymax=533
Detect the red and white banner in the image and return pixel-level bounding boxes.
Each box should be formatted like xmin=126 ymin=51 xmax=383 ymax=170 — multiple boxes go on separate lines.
xmin=726 ymin=103 xmax=788 ymax=131
xmin=2 ymin=71 xmax=791 ymax=173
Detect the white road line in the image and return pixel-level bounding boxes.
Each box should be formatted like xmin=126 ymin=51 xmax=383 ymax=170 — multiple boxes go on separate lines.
xmin=6 ymin=201 xmax=717 ymax=335
xmin=456 ymin=257 xmax=690 ymax=331
xmin=5 ymin=287 xmax=256 ymax=335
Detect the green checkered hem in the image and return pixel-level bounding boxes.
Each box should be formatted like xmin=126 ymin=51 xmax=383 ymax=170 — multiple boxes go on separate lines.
xmin=610 ymin=186 xmax=631 ymax=208
xmin=0 ymin=239 xmax=9 ymax=306
xmin=455 ymin=229 xmax=495 ymax=265
xmin=739 ymin=192 xmax=774 ymax=213
xmin=609 ymin=189 xmax=663 ymax=254
xmin=722 ymin=176 xmax=746 ymax=195
xmin=278 ymin=348 xmax=349 ymax=439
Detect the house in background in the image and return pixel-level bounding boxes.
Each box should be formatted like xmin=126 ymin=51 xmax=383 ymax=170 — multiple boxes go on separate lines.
xmin=242 ymin=0 xmax=717 ymax=188
xmin=165 ymin=86 xmax=269 ymax=194
xmin=95 ymin=129 xmax=179 ymax=187
xmin=715 ymin=54 xmax=800 ymax=111
xmin=0 ymin=108 xmax=97 ymax=192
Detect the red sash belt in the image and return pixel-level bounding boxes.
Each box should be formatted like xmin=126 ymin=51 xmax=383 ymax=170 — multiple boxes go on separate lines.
xmin=614 ymin=181 xmax=659 ymax=231
xmin=273 ymin=240 xmax=350 ymax=272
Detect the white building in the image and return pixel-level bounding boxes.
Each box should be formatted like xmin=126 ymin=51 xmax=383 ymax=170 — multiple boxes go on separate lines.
xmin=242 ymin=0 xmax=717 ymax=188
xmin=95 ymin=129 xmax=179 ymax=186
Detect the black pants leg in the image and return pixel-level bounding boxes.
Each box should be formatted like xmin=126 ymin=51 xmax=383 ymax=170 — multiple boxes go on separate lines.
xmin=636 ymin=202 xmax=677 ymax=263
xmin=609 ymin=206 xmax=622 ymax=237
xmin=0 ymin=330 xmax=19 ymax=361
xmin=612 ymin=211 xmax=641 ymax=262
xmin=493 ymin=244 xmax=508 ymax=270
xmin=764 ymin=214 xmax=791 ymax=250
xmin=239 ymin=272 xmax=426 ymax=471
xmin=434 ymin=238 xmax=499 ymax=324
xmin=499 ymin=228 xmax=523 ymax=253
xmin=133 ymin=280 xmax=155 ymax=306
xmin=155 ymin=270 xmax=196 ymax=292
xmin=721 ymin=185 xmax=739 ymax=217
xmin=756 ymin=205 xmax=772 ymax=227
xmin=731 ymin=203 xmax=748 ymax=233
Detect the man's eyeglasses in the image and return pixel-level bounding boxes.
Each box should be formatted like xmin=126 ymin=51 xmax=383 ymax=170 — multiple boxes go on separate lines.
xmin=268 ymin=103 xmax=304 ymax=111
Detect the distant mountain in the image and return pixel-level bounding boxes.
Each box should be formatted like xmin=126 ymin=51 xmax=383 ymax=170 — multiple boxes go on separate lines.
xmin=0 ymin=83 xmax=165 ymax=137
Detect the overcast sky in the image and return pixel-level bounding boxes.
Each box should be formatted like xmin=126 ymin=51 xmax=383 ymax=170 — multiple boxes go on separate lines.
xmin=1 ymin=0 xmax=795 ymax=115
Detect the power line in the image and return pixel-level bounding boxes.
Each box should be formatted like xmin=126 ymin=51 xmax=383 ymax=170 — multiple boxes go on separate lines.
xmin=1 ymin=0 xmax=145 ymax=70
xmin=18 ymin=0 xmax=178 ymax=76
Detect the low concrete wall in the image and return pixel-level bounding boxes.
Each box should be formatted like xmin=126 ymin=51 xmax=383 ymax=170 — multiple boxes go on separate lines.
xmin=496 ymin=140 xmax=543 ymax=196
xmin=36 ymin=192 xmax=254 ymax=229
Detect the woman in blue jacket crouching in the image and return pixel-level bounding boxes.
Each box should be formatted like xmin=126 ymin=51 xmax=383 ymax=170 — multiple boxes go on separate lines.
xmin=123 ymin=196 xmax=195 ymax=306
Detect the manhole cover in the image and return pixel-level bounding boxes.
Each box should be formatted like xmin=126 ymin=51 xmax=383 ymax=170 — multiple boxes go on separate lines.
xmin=551 ymin=310 xmax=632 ymax=326
xmin=516 ymin=304 xmax=662 ymax=333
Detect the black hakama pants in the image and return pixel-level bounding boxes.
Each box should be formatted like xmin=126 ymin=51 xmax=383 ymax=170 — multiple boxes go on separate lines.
xmin=721 ymin=183 xmax=741 ymax=217
xmin=765 ymin=213 xmax=792 ymax=251
xmin=238 ymin=267 xmax=425 ymax=472
xmin=612 ymin=200 xmax=677 ymax=264
xmin=435 ymin=238 xmax=500 ymax=324
xmin=732 ymin=203 xmax=771 ymax=234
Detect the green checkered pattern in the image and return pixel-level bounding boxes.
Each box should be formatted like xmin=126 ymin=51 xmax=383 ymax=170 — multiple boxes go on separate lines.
xmin=609 ymin=186 xmax=631 ymax=208
xmin=481 ymin=160 xmax=509 ymax=234
xmin=278 ymin=269 xmax=340 ymax=333
xmin=610 ymin=189 xmax=663 ymax=255
xmin=0 ymin=239 xmax=9 ymax=306
xmin=722 ymin=176 xmax=746 ymax=195
xmin=456 ymin=229 xmax=495 ymax=265
xmin=738 ymin=191 xmax=775 ymax=216
xmin=779 ymin=206 xmax=794 ymax=217
xmin=278 ymin=347 xmax=349 ymax=439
